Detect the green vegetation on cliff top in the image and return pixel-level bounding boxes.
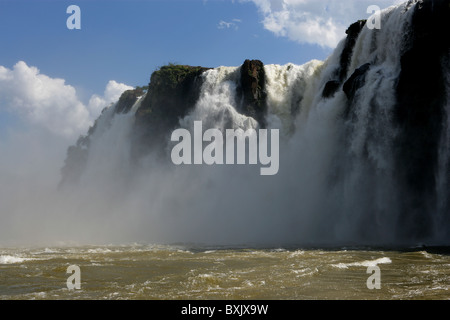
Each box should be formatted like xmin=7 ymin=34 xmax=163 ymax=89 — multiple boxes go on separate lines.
xmin=149 ymin=63 xmax=209 ymax=91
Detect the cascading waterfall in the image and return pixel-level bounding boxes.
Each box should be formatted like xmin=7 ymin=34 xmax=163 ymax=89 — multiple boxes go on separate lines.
xmin=180 ymin=67 xmax=257 ymax=131
xmin=60 ymin=0 xmax=449 ymax=246
xmin=264 ymin=60 xmax=324 ymax=136
xmin=290 ymin=3 xmax=419 ymax=244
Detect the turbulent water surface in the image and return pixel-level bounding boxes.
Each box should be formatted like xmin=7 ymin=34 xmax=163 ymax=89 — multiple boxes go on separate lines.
xmin=1 ymin=244 xmax=449 ymax=300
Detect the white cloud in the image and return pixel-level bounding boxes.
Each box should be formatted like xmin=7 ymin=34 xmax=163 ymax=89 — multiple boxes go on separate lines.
xmin=88 ymin=80 xmax=134 ymax=116
xmin=0 ymin=61 xmax=133 ymax=140
xmin=218 ymin=19 xmax=242 ymax=30
xmin=244 ymin=0 xmax=403 ymax=48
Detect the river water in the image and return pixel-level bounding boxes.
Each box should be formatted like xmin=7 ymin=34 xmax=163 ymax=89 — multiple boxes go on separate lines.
xmin=1 ymin=244 xmax=449 ymax=300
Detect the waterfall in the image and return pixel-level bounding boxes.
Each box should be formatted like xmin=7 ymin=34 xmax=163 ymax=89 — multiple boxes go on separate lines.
xmin=59 ymin=0 xmax=449 ymax=246
xmin=264 ymin=60 xmax=323 ymax=136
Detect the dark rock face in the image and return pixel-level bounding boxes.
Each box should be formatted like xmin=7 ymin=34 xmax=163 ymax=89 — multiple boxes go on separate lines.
xmin=394 ymin=0 xmax=450 ymax=240
xmin=339 ymin=20 xmax=367 ymax=82
xmin=322 ymin=80 xmax=341 ymax=99
xmin=343 ymin=63 xmax=371 ymax=101
xmin=136 ymin=65 xmax=210 ymax=128
xmin=322 ymin=20 xmax=367 ymax=98
xmin=59 ymin=138 xmax=88 ymax=187
xmin=238 ymin=59 xmax=268 ymax=128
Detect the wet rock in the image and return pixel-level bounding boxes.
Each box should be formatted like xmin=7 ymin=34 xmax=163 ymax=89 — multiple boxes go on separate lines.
xmin=238 ymin=59 xmax=268 ymax=128
xmin=321 ymin=20 xmax=367 ymax=99
xmin=343 ymin=63 xmax=371 ymax=101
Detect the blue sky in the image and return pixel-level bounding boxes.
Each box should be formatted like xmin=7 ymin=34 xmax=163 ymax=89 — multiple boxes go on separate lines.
xmin=0 ymin=0 xmax=331 ymax=97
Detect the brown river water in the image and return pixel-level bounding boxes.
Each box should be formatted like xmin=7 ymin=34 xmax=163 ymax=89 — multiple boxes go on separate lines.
xmin=0 ymin=244 xmax=449 ymax=300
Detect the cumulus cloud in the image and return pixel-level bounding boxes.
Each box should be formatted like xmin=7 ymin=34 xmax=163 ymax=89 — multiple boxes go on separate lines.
xmin=0 ymin=61 xmax=133 ymax=140
xmin=244 ymin=0 xmax=403 ymax=48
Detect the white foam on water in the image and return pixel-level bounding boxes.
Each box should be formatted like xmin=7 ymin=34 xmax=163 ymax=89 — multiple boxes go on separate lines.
xmin=292 ymin=267 xmax=319 ymax=277
xmin=332 ymin=257 xmax=392 ymax=269
xmin=288 ymin=250 xmax=306 ymax=258
xmin=420 ymin=251 xmax=434 ymax=259
xmin=87 ymin=248 xmax=113 ymax=254
xmin=0 ymin=255 xmax=34 ymax=264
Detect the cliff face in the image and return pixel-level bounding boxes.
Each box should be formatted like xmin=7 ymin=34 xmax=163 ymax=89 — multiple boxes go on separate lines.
xmin=394 ymin=0 xmax=450 ymax=238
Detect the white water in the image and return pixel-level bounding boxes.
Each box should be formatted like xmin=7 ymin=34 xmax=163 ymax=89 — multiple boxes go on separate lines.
xmin=181 ymin=67 xmax=257 ymax=132
xmin=264 ymin=60 xmax=323 ymax=136
xmin=0 ymin=255 xmax=33 ymax=264
xmin=332 ymin=257 xmax=392 ymax=269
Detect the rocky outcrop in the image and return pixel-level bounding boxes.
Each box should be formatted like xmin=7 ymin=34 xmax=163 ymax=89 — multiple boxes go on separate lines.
xmin=238 ymin=59 xmax=268 ymax=128
xmin=343 ymin=63 xmax=371 ymax=101
xmin=322 ymin=80 xmax=341 ymax=99
xmin=115 ymin=87 xmax=146 ymax=114
xmin=339 ymin=20 xmax=367 ymax=81
xmin=322 ymin=20 xmax=367 ymax=98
